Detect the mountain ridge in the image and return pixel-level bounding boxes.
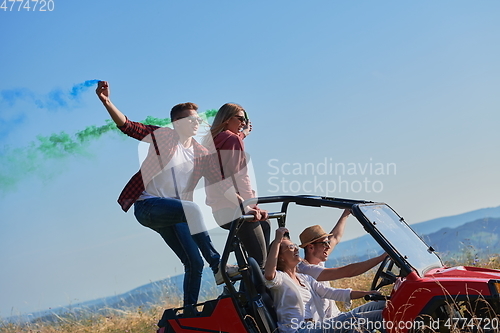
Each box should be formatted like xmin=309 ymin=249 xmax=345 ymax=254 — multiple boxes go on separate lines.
xmin=328 ymin=204 xmax=500 ymax=264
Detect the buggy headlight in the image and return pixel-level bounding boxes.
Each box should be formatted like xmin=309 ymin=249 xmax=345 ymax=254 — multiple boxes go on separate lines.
xmin=489 ymin=280 xmax=500 ymax=296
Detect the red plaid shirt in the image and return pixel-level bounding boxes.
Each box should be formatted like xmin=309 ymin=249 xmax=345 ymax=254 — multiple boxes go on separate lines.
xmin=117 ymin=119 xmax=230 ymax=212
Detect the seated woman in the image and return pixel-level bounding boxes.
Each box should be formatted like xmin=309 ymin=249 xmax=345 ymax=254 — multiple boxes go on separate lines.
xmin=264 ymin=227 xmax=385 ymax=333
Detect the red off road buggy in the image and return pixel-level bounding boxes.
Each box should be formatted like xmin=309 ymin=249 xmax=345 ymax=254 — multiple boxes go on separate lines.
xmin=157 ymin=196 xmax=500 ymax=333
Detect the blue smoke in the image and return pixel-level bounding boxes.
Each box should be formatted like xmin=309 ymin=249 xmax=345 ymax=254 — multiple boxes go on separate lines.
xmin=0 ymin=88 xmax=36 ymax=107
xmin=0 ymin=80 xmax=101 ymax=140
xmin=70 ymin=79 xmax=100 ymax=99
xmin=0 ymin=79 xmax=100 ymax=110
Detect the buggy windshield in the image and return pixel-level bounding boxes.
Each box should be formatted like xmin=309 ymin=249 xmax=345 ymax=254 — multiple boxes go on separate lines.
xmin=358 ymin=204 xmax=443 ymax=276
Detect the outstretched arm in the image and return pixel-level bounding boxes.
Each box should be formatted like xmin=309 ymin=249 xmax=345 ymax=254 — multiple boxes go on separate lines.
xmin=313 ymin=278 xmax=380 ymax=302
xmin=327 ymin=209 xmax=350 ymax=255
xmin=96 ymin=81 xmax=127 ymax=127
xmin=316 ymin=253 xmax=388 ymax=281
xmin=350 ymin=290 xmax=381 ymax=299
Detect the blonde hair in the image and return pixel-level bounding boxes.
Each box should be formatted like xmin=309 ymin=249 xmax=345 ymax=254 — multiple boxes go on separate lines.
xmin=202 ymin=103 xmax=246 ymax=148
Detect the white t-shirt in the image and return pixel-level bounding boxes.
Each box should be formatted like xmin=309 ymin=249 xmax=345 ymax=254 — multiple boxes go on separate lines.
xmin=265 ymin=271 xmax=351 ymax=333
xmin=298 ymin=280 xmax=313 ymax=320
xmin=139 ymin=141 xmax=194 ymax=199
xmin=297 ymin=260 xmax=350 ymax=321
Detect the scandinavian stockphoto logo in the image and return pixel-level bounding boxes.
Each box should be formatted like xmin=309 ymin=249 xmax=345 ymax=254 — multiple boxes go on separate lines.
xmin=267 ymin=157 xmax=396 ymax=195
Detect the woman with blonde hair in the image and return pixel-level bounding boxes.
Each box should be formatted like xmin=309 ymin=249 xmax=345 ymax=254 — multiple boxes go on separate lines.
xmin=204 ymin=103 xmax=270 ymax=271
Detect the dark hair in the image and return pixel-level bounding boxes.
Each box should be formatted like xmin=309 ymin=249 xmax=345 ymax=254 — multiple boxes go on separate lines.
xmin=269 ymin=234 xmax=291 ymax=272
xmin=170 ymin=102 xmax=198 ymax=121
xmin=268 ymin=234 xmax=291 ymax=253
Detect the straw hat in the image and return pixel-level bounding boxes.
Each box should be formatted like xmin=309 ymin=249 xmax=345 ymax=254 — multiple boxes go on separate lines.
xmin=299 ymin=225 xmax=332 ymax=248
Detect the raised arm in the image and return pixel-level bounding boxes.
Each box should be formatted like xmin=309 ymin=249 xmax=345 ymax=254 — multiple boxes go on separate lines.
xmin=316 ymin=253 xmax=388 ymax=282
xmin=96 ymin=81 xmax=127 ymax=127
xmin=264 ymin=227 xmax=288 ymax=281
xmin=327 ymin=209 xmax=350 ymax=255
xmin=240 ymin=119 xmax=252 ymax=138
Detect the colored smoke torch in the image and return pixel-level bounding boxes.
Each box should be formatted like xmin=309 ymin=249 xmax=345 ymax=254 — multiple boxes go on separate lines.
xmin=0 ymin=79 xmax=219 ymax=192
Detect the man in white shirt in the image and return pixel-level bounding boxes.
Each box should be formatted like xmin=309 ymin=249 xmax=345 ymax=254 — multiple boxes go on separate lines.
xmin=96 ymin=81 xmax=240 ymax=306
xmin=297 ymin=210 xmax=386 ymax=322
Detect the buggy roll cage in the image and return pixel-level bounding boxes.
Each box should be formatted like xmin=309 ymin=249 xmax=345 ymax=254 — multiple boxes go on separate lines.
xmin=219 ymin=195 xmax=418 ymax=289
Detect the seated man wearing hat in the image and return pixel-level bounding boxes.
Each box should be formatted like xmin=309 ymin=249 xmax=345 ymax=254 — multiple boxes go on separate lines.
xmin=297 ymin=209 xmax=387 ymax=321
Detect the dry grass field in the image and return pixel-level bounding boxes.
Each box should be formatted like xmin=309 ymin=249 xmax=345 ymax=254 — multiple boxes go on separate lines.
xmin=1 ymin=256 xmax=498 ymax=333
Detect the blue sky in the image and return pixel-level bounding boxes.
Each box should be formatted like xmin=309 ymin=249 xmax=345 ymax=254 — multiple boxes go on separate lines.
xmin=1 ymin=0 xmax=499 ymax=318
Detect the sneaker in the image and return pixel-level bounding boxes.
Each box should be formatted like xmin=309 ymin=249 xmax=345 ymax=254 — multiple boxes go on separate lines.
xmin=215 ymin=264 xmax=240 ymax=285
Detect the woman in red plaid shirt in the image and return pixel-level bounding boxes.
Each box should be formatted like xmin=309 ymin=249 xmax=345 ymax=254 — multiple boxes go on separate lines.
xmin=203 ymin=103 xmax=270 ymax=269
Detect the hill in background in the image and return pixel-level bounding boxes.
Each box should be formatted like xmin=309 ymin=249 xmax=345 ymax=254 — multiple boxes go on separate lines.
xmin=423 ymin=217 xmax=500 ymax=263
xmin=328 ymin=205 xmax=500 ymax=266
xmin=411 ymin=205 xmax=500 ymax=235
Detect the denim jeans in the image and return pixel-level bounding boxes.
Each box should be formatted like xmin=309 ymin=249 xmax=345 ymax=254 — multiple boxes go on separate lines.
xmin=134 ymin=197 xmax=220 ymax=306
xmin=297 ymin=301 xmax=386 ymax=333
xmin=349 ymin=300 xmax=385 ymax=317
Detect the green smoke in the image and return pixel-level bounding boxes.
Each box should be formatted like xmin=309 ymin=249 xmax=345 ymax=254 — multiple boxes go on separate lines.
xmin=0 ymin=110 xmax=218 ymax=194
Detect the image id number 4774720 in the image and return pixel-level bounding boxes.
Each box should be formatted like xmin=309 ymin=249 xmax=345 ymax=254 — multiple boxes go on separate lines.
xmin=444 ymin=317 xmax=499 ymax=331
xmin=1 ymin=0 xmax=54 ymax=11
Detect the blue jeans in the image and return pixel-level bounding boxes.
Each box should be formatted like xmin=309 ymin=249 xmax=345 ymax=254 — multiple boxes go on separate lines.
xmin=349 ymin=300 xmax=385 ymax=318
xmin=134 ymin=197 xmax=220 ymax=306
xmin=297 ymin=302 xmax=386 ymax=333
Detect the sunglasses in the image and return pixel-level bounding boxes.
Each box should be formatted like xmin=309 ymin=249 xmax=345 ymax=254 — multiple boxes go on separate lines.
xmin=176 ymin=116 xmax=203 ymax=124
xmin=234 ymin=116 xmax=248 ymax=123
xmin=312 ymin=240 xmax=331 ymax=247
xmin=284 ymin=243 xmax=299 ymax=251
